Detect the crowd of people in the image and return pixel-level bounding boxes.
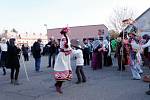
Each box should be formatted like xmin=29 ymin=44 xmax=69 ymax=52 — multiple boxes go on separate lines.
xmin=0 ymin=26 xmax=150 ymax=95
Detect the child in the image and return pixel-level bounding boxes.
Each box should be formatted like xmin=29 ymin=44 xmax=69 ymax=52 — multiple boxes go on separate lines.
xmin=72 ymin=45 xmax=86 ymax=84
xmin=0 ymin=38 xmax=7 ymax=75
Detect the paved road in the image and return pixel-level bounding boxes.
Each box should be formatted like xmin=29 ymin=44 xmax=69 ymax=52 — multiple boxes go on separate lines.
xmin=0 ymin=55 xmax=150 ymax=100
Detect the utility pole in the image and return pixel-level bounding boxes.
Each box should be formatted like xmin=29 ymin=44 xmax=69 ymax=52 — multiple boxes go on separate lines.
xmin=121 ymin=18 xmax=134 ymax=71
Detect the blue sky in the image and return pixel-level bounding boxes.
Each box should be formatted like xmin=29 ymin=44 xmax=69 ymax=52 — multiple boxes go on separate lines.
xmin=0 ymin=0 xmax=150 ymax=34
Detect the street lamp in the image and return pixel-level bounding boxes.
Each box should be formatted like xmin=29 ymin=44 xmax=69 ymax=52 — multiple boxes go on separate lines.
xmin=44 ymin=24 xmax=47 ymax=29
xmin=44 ymin=24 xmax=48 ymax=32
xmin=44 ymin=24 xmax=48 ymax=40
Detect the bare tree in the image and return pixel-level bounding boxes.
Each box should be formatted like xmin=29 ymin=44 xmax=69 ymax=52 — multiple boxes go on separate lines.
xmin=11 ymin=28 xmax=18 ymax=33
xmin=109 ymin=30 xmax=119 ymax=39
xmin=109 ymin=7 xmax=136 ymax=32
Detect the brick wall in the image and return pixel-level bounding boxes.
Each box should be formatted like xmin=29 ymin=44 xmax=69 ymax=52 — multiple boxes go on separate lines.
xmin=47 ymin=24 xmax=108 ymax=41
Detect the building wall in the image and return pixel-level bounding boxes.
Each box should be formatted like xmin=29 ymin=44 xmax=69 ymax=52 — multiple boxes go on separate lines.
xmin=47 ymin=24 xmax=108 ymax=41
xmin=134 ymin=9 xmax=150 ymax=32
xmin=4 ymin=32 xmax=48 ymax=47
xmin=17 ymin=38 xmax=48 ymax=47
xmin=125 ymin=8 xmax=150 ymax=36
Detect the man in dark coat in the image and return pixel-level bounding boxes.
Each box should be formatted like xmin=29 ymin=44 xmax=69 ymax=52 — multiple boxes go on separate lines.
xmin=115 ymin=40 xmax=125 ymax=71
xmin=6 ymin=38 xmax=21 ymax=85
xmin=21 ymin=44 xmax=29 ymax=61
xmin=114 ymin=38 xmax=129 ymax=71
xmin=47 ymin=37 xmax=58 ymax=68
xmin=32 ymin=39 xmax=42 ymax=72
xmin=83 ymin=39 xmax=90 ymax=66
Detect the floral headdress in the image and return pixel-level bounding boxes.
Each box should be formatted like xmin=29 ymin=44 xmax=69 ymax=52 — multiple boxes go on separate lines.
xmin=60 ymin=27 xmax=69 ymax=34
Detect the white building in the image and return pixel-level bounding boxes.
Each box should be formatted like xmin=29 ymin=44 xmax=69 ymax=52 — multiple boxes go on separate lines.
xmin=2 ymin=31 xmax=48 ymax=47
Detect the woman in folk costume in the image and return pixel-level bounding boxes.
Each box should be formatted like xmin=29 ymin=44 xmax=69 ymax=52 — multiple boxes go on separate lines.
xmin=91 ymin=30 xmax=104 ymax=70
xmin=54 ymin=27 xmax=72 ymax=94
xmin=128 ymin=33 xmax=143 ymax=80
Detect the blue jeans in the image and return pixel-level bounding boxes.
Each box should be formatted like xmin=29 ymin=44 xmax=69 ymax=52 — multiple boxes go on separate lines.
xmin=35 ymin=58 xmax=41 ymax=71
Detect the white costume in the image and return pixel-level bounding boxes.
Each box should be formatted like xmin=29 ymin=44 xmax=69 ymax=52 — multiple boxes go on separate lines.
xmin=0 ymin=38 xmax=8 ymax=75
xmin=130 ymin=40 xmax=143 ymax=79
xmin=72 ymin=48 xmax=84 ymax=66
xmin=54 ymin=35 xmax=72 ymax=81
